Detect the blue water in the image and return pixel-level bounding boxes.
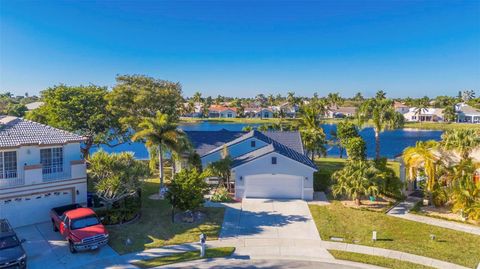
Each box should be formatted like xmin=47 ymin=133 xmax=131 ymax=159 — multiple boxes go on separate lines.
xmin=92 ymin=122 xmax=443 ymax=160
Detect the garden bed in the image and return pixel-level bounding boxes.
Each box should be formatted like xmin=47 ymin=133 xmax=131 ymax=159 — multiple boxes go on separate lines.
xmin=410 ymin=202 xmax=480 ymax=226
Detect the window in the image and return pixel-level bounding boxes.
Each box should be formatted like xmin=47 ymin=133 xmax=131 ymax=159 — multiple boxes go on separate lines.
xmin=0 ymin=151 xmax=17 ymax=179
xmin=41 ymin=148 xmax=63 ymax=174
xmin=251 ymin=140 xmax=256 ymax=147
xmin=271 ymin=157 xmax=277 ymax=164
xmin=227 ymin=113 xmax=233 ymax=118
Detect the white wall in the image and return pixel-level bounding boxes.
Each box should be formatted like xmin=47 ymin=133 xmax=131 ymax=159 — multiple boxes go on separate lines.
xmin=231 ymin=152 xmax=315 ymax=200
xmin=201 ymin=138 xmax=268 ymax=167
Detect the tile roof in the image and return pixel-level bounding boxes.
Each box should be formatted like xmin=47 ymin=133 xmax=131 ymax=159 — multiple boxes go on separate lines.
xmin=231 ymin=139 xmax=317 ymax=170
xmin=184 ymin=129 xmax=246 ymax=156
xmin=0 ymin=116 xmax=86 ymax=148
xmin=208 ymin=105 xmax=237 ymax=112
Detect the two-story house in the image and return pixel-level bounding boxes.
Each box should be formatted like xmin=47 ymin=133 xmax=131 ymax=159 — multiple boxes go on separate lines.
xmin=0 ymin=116 xmax=87 ymax=228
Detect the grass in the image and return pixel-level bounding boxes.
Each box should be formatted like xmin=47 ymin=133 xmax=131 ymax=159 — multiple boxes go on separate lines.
xmin=131 ymin=247 xmax=235 ymax=268
xmin=404 ymin=122 xmax=480 ymax=131
xmin=180 ymin=117 xmax=300 ymax=124
xmin=329 ymin=250 xmax=434 ymax=269
xmin=313 ymin=157 xmax=401 ymax=192
xmin=309 ymin=202 xmax=480 ymax=268
xmin=107 ymin=178 xmax=225 ymax=254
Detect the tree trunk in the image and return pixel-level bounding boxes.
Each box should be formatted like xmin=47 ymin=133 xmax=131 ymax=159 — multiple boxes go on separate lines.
xmin=355 ymin=197 xmax=361 ymax=206
xmin=374 ymin=131 xmax=380 ymax=160
xmin=158 ymin=146 xmax=164 ymax=195
xmin=172 ymin=156 xmax=176 ymax=178
xmin=80 ymin=137 xmax=94 ymax=160
xmin=339 ymin=146 xmax=343 ymax=159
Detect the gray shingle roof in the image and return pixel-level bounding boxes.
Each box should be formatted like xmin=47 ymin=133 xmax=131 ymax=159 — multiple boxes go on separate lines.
xmin=184 ymin=129 xmax=246 ymax=156
xmin=0 ymin=116 xmax=86 ymax=148
xmin=231 ymin=139 xmax=317 ymax=170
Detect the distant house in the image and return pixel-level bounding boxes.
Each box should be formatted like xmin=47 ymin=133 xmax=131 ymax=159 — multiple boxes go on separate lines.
xmin=208 ymin=105 xmax=237 ymax=118
xmin=325 ymin=106 xmax=357 ymax=118
xmin=456 ymin=103 xmax=480 ymax=123
xmin=0 ymin=116 xmax=87 ymax=228
xmin=244 ymin=107 xmax=274 ymax=119
xmin=394 ymin=101 xmax=409 ymax=114
xmin=181 ymin=129 xmax=317 ymax=200
xmin=25 ymin=101 xmax=44 ymax=111
xmin=182 ymin=102 xmax=204 ymax=118
xmin=276 ymin=103 xmax=299 ymax=118
xmin=403 ymin=107 xmax=444 ymax=122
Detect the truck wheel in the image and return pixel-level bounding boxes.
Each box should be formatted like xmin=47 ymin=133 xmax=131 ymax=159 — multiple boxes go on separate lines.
xmin=69 ymin=241 xmax=77 ymax=254
xmin=52 ymin=220 xmax=58 ymax=232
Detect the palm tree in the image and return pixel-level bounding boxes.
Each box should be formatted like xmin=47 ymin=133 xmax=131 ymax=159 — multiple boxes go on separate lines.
xmin=442 ymin=105 xmax=457 ymax=123
xmin=442 ymin=129 xmax=480 ymax=160
xmin=461 ymin=90 xmax=475 ymax=102
xmin=332 ymin=160 xmax=382 ymax=205
xmin=287 ymin=91 xmax=296 ymax=107
xmin=132 ymin=112 xmax=186 ymax=197
xmin=357 ymin=95 xmax=404 ymax=159
xmin=267 ymin=94 xmax=275 ymax=106
xmin=375 ymin=90 xmax=387 ymax=100
xmin=413 ymin=98 xmax=430 ymax=122
xmin=327 ymin=92 xmax=343 ymax=109
xmin=299 ymin=104 xmax=326 ymax=160
xmin=192 ymin=91 xmax=202 ymax=103
xmin=403 ymin=140 xmax=440 ymax=193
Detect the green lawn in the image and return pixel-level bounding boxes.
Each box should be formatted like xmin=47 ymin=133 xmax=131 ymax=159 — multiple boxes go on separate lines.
xmin=107 ymin=178 xmax=225 ymax=254
xmin=131 ymin=247 xmax=235 ymax=268
xmin=404 ymin=122 xmax=480 ymax=131
xmin=310 ymin=203 xmax=480 ymax=268
xmin=329 ymin=250 xmax=434 ymax=269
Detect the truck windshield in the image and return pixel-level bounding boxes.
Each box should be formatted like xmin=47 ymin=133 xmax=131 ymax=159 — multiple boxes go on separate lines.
xmin=0 ymin=235 xmax=20 ymax=250
xmin=70 ymin=215 xmax=100 ymax=230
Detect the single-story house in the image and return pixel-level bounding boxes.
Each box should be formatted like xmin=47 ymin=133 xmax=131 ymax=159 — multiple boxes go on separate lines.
xmin=0 ymin=116 xmax=87 ymax=227
xmin=325 ymin=106 xmax=357 ymax=118
xmin=244 ymin=107 xmax=274 ymax=118
xmin=394 ymin=101 xmax=409 ymax=114
xmin=25 ymin=101 xmax=44 ymax=111
xmin=182 ymin=129 xmax=317 ymax=200
xmin=403 ymin=107 xmax=444 ymax=122
xmin=208 ymin=105 xmax=237 ymax=118
xmin=456 ymin=103 xmax=480 ymax=123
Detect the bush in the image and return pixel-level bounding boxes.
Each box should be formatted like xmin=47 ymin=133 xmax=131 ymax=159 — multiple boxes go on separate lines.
xmin=96 ymin=190 xmax=141 ymax=225
xmin=314 ymin=170 xmax=332 ymax=192
xmin=211 ymin=187 xmax=233 ymax=202
xmin=166 ymin=169 xmax=209 ymax=211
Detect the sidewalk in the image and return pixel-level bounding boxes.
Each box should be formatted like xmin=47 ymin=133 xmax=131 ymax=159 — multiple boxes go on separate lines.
xmin=78 ymin=238 xmax=472 ymax=269
xmin=388 ymin=197 xmax=480 ymax=236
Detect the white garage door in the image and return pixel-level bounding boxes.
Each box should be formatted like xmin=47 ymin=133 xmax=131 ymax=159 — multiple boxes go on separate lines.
xmin=0 ymin=189 xmax=73 ymax=228
xmin=244 ymin=174 xmax=303 ymax=199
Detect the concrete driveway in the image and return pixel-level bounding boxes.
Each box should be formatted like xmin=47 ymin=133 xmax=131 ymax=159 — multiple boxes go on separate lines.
xmin=220 ymin=199 xmax=321 ymax=240
xmin=14 ymin=222 xmax=118 ymax=269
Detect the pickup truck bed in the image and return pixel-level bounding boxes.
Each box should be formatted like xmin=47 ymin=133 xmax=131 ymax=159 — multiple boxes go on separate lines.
xmin=51 ymin=204 xmax=83 ymax=217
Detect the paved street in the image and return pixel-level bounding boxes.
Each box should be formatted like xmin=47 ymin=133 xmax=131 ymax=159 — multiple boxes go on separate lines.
xmin=15 ymin=222 xmax=118 ymax=269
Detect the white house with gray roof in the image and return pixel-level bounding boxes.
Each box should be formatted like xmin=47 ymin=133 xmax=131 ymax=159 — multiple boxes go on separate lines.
xmin=184 ymin=129 xmax=317 ymax=200
xmin=0 ymin=116 xmax=87 ymax=228
xmin=456 ymin=103 xmax=480 ymax=123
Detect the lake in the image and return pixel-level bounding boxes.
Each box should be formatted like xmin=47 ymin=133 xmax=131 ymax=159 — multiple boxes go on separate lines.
xmin=93 ymin=121 xmax=443 ymax=160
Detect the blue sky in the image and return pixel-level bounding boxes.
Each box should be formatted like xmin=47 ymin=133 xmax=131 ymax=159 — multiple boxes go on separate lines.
xmin=1 ymin=1 xmax=479 ymax=98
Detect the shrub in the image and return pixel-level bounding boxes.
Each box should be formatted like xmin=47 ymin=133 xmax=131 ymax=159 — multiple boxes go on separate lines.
xmin=211 ymin=187 xmax=233 ymax=202
xmin=314 ymin=171 xmax=332 ymax=192
xmin=166 ymin=169 xmax=209 ymax=211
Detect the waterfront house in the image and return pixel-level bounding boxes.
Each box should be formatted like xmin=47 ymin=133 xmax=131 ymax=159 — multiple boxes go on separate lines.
xmin=402 ymin=107 xmax=444 ymax=122
xmin=394 ymin=101 xmax=410 ymax=114
xmin=181 ymin=129 xmax=317 ymax=200
xmin=0 ymin=116 xmax=87 ymax=228
xmin=456 ymin=103 xmax=480 ymax=123
xmin=244 ymin=107 xmax=274 ymax=119
xmin=208 ymin=105 xmax=237 ymax=118
xmin=325 ymin=106 xmax=357 ymax=118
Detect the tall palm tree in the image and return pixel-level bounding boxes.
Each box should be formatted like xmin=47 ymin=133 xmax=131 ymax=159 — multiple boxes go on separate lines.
xmin=332 ymin=160 xmax=382 ymax=205
xmin=287 ymin=91 xmax=296 ymax=107
xmin=132 ymin=112 xmax=186 ymax=196
xmin=327 ymin=92 xmax=343 ymax=109
xmin=357 ymin=95 xmax=404 ymax=159
xmin=441 ymin=129 xmax=480 ymax=160
xmin=192 ymin=91 xmax=202 ymax=103
xmin=300 ymin=104 xmax=326 ymax=160
xmin=403 ymin=140 xmax=440 ymax=192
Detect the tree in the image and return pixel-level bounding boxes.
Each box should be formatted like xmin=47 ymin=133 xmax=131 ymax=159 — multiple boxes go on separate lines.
xmin=192 ymin=91 xmax=203 ymax=103
xmin=344 ymin=136 xmax=367 ymax=161
xmin=327 ymin=92 xmax=343 ymax=109
xmin=443 ymin=105 xmax=457 ymax=123
xmin=447 ymin=159 xmax=480 ymax=220
xmin=357 ymin=93 xmax=404 ymax=159
xmin=107 ymin=74 xmax=183 ymax=131
xmin=299 ymin=103 xmax=326 ymax=160
xmin=353 ymin=92 xmax=364 ymax=102
xmin=205 ymin=146 xmax=233 ymax=191
xmin=403 ymin=140 xmax=439 ymax=193
xmin=441 ymin=129 xmax=480 ymax=160
xmin=166 ymin=169 xmax=210 ymax=212
xmin=132 ymin=112 xmax=187 ymax=196
xmin=335 ymin=121 xmax=360 ymax=158
xmin=461 ymin=90 xmax=476 ymax=102
xmin=26 ymin=84 xmax=124 ymax=159
xmin=332 ymin=160 xmax=382 ymax=205
xmin=89 ymin=151 xmax=148 ymax=208
xmin=6 ymin=103 xmax=27 ymax=117
xmin=413 ymin=97 xmax=430 ymax=122
xmin=375 ymin=90 xmax=387 ymax=100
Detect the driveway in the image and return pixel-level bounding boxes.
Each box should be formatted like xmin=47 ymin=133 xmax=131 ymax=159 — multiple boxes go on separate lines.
xmin=14 ymin=222 xmax=118 ymax=269
xmin=220 ymin=199 xmax=321 ymax=240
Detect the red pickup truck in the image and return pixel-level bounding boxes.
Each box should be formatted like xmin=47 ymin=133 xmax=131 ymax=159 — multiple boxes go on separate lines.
xmin=50 ymin=204 xmax=109 ymax=253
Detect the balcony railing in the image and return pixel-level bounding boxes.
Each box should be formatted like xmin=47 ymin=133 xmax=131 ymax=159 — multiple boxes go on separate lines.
xmin=0 ymin=176 xmax=25 ymax=188
xmin=42 ymin=170 xmax=71 ymax=182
